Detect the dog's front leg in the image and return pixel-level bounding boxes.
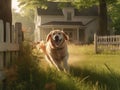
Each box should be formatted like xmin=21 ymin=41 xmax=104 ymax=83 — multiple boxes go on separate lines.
xmin=55 ymin=61 xmax=64 ymax=71
xmin=63 ymin=56 xmax=69 ymax=73
xmin=48 ymin=54 xmax=61 ymax=71
xmin=45 ymin=55 xmax=53 ymax=67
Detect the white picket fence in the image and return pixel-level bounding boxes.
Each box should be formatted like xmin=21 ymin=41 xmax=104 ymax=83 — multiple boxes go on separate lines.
xmin=94 ymin=34 xmax=120 ymax=53
xmin=0 ymin=20 xmax=23 ymax=83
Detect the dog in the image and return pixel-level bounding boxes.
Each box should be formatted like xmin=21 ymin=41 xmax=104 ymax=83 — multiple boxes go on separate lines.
xmin=38 ymin=30 xmax=69 ymax=72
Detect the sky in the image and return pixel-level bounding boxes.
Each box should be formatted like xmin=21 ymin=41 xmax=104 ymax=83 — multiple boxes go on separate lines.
xmin=12 ymin=0 xmax=20 ymax=12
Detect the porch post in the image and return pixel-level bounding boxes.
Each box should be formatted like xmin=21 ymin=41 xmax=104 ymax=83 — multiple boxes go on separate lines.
xmin=40 ymin=27 xmax=42 ymax=40
xmin=77 ymin=28 xmax=79 ymax=43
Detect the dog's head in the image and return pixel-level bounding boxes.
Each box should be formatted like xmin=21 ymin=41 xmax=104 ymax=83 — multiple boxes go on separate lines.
xmin=46 ymin=30 xmax=69 ymax=47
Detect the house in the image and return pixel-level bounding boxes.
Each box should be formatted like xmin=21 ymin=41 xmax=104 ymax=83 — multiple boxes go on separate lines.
xmin=34 ymin=2 xmax=100 ymax=44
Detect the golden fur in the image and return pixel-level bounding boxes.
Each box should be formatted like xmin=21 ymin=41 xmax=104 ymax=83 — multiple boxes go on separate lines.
xmin=38 ymin=30 xmax=69 ymax=72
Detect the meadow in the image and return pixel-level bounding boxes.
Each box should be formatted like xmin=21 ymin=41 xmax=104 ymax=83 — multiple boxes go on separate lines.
xmin=5 ymin=44 xmax=120 ymax=90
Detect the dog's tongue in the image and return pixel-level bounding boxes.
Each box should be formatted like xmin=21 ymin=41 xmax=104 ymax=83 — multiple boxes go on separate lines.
xmin=55 ymin=39 xmax=61 ymax=46
xmin=56 ymin=41 xmax=59 ymax=45
xmin=55 ymin=39 xmax=59 ymax=43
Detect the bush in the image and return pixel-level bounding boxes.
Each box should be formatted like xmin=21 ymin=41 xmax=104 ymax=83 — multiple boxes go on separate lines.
xmin=5 ymin=43 xmax=44 ymax=89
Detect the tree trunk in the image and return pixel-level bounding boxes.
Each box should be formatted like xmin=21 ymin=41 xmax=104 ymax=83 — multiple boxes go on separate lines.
xmin=98 ymin=0 xmax=108 ymax=36
xmin=0 ymin=0 xmax=12 ymax=42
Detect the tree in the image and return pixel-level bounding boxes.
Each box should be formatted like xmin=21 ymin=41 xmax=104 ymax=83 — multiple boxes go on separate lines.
xmin=99 ymin=0 xmax=107 ymax=35
xmin=108 ymin=1 xmax=120 ymax=35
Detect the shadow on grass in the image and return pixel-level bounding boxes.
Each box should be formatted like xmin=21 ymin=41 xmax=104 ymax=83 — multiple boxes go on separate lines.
xmin=70 ymin=65 xmax=120 ymax=90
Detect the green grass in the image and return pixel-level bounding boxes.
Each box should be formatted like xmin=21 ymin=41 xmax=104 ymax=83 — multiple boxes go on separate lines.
xmin=5 ymin=44 xmax=120 ymax=90
xmin=68 ymin=44 xmax=120 ymax=90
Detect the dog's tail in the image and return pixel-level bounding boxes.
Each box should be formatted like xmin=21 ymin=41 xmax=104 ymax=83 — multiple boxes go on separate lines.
xmin=38 ymin=40 xmax=47 ymax=54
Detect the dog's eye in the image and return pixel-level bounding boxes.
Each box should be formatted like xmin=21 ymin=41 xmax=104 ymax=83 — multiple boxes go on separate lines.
xmin=58 ymin=33 xmax=61 ymax=35
xmin=53 ymin=33 xmax=55 ymax=35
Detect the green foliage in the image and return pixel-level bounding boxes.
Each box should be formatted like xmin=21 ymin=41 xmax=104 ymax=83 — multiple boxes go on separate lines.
xmin=6 ymin=43 xmax=42 ymax=89
xmin=108 ymin=1 xmax=120 ymax=34
xmin=72 ymin=0 xmax=97 ymax=9
xmin=18 ymin=0 xmax=48 ymax=9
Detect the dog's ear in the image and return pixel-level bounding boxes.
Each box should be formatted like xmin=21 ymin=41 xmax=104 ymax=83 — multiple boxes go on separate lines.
xmin=46 ymin=32 xmax=51 ymax=41
xmin=62 ymin=31 xmax=69 ymax=40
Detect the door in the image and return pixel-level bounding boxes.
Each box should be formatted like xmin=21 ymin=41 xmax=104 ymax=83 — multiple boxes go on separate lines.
xmin=79 ymin=29 xmax=85 ymax=43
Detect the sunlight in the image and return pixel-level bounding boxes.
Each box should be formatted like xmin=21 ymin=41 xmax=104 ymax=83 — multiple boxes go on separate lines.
xmin=12 ymin=0 xmax=20 ymax=12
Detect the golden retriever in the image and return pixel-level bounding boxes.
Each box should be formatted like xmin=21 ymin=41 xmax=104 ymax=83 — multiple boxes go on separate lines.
xmin=38 ymin=30 xmax=69 ymax=72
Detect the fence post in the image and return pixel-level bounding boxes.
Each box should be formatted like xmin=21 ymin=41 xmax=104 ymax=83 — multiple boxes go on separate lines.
xmin=94 ymin=33 xmax=98 ymax=54
xmin=15 ymin=22 xmax=23 ymax=44
xmin=0 ymin=20 xmax=4 ymax=70
xmin=0 ymin=20 xmax=5 ymax=89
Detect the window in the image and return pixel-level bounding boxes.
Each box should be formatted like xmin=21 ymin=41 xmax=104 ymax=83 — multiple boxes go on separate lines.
xmin=67 ymin=12 xmax=72 ymax=21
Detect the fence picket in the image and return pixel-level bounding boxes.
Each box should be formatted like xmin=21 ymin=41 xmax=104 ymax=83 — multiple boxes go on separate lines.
xmin=12 ymin=25 xmax=15 ymax=43
xmin=6 ymin=22 xmax=10 ymax=43
xmin=0 ymin=20 xmax=4 ymax=42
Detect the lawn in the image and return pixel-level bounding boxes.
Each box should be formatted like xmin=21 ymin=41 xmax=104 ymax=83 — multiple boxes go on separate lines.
xmin=68 ymin=45 xmax=120 ymax=71
xmin=68 ymin=44 xmax=120 ymax=90
xmin=5 ymin=44 xmax=120 ymax=90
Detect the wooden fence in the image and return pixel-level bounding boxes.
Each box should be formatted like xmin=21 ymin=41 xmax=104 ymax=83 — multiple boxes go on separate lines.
xmin=0 ymin=19 xmax=23 ymax=87
xmin=94 ymin=34 xmax=120 ymax=53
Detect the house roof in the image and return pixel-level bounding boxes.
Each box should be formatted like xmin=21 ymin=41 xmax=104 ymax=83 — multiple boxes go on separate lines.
xmin=37 ymin=2 xmax=98 ymax=16
xmin=42 ymin=21 xmax=84 ymax=26
xmin=37 ymin=2 xmax=63 ymax=15
xmin=40 ymin=21 xmax=86 ymax=29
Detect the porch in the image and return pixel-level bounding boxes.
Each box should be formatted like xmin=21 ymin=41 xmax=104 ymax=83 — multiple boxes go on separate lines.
xmin=39 ymin=21 xmax=86 ymax=44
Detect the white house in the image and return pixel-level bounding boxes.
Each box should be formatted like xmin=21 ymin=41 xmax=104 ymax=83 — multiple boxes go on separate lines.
xmin=34 ymin=2 xmax=100 ymax=44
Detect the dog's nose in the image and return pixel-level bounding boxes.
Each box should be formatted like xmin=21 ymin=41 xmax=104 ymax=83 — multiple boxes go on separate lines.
xmin=55 ymin=35 xmax=59 ymax=40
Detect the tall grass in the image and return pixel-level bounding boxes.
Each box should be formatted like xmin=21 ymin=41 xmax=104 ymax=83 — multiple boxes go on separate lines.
xmin=5 ymin=44 xmax=120 ymax=90
xmin=4 ymin=43 xmax=90 ymax=90
xmin=71 ymin=65 xmax=120 ymax=90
